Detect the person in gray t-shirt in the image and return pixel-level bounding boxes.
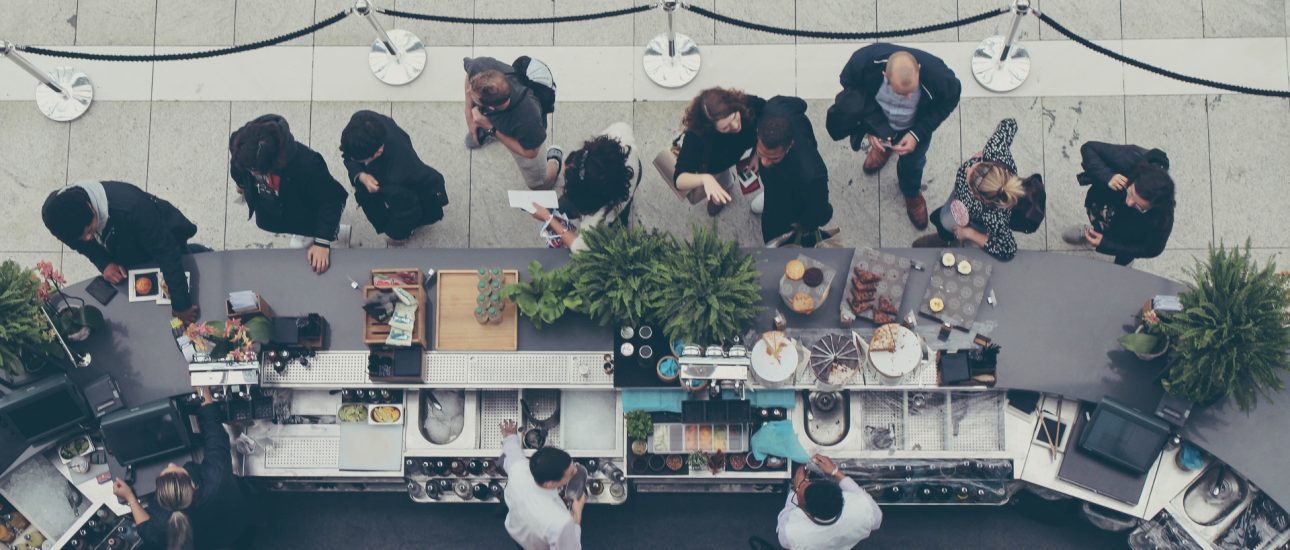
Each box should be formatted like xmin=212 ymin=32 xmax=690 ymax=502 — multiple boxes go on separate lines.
xmin=463 ymin=56 xmax=562 ymax=190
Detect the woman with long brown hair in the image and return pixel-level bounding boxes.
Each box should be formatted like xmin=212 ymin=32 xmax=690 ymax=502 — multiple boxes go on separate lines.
xmin=113 ymin=387 xmax=253 ymax=550
xmin=672 ymin=87 xmax=765 ymax=216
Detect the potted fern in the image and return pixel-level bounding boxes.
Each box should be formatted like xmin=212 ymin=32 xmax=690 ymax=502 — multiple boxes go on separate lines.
xmin=1157 ymin=242 xmax=1290 ymax=413
xmin=501 ymin=261 xmax=582 ymax=329
xmin=567 ymin=225 xmax=675 ymax=327
xmin=652 ymin=227 xmax=763 ymax=346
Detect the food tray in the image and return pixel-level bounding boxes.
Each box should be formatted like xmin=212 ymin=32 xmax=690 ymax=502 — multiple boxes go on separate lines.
xmin=918 ymin=251 xmax=993 ymax=329
xmin=778 ymin=254 xmax=836 ymax=315
xmin=840 ymin=247 xmax=913 ymax=326
xmin=363 ymin=268 xmax=427 ymax=347
xmin=368 ymin=404 xmax=404 ymax=425
xmin=434 ymin=269 xmax=518 ymax=351
xmin=650 ymin=423 xmax=747 ymax=454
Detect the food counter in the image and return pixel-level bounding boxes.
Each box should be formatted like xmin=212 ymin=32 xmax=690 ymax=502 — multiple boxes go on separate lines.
xmin=1 ymin=247 xmax=1287 ymax=550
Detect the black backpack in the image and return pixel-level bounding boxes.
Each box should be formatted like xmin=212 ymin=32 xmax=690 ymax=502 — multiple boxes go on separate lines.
xmin=512 ymin=56 xmax=557 ymax=116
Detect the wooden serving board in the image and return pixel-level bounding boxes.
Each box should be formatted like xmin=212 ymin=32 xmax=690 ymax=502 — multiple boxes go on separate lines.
xmin=434 ymin=269 xmax=519 ymax=351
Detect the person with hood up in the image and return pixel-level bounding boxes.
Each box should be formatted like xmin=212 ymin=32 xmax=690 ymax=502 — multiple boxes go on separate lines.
xmin=339 ymin=110 xmax=450 ymax=246
xmin=229 ymin=114 xmax=348 ymax=273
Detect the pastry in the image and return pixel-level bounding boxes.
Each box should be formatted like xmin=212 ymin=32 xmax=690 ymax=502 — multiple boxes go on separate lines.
xmin=851 ymin=290 xmax=877 ymax=303
xmin=790 ymin=292 xmax=816 ymax=313
xmin=941 ymin=252 xmax=956 ymax=267
xmin=877 ymin=296 xmax=898 ymax=315
xmin=785 ymin=260 xmax=806 ymax=280
xmin=803 ymin=267 xmax=825 ymax=287
xmin=871 ymin=324 xmax=899 ymax=352
xmin=873 ymin=312 xmax=896 ymax=325
xmin=760 ymin=331 xmax=789 ymax=361
xmin=929 ymin=297 xmax=945 ymax=312
xmin=957 ymin=260 xmax=973 ymax=275
xmin=851 ymin=278 xmax=877 ymax=292
xmin=849 ymin=300 xmax=873 ymax=315
xmin=856 ymin=269 xmax=882 ymax=284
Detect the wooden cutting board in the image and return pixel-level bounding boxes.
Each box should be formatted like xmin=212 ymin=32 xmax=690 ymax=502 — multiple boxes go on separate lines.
xmin=434 ymin=269 xmax=519 ymax=351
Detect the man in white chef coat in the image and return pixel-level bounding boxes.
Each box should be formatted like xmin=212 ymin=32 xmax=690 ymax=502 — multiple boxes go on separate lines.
xmin=776 ymin=454 xmax=883 ymax=549
xmin=500 ymin=420 xmax=585 ymax=550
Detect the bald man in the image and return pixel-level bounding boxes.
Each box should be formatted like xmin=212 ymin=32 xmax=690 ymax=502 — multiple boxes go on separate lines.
xmin=827 ymin=44 xmax=962 ymax=230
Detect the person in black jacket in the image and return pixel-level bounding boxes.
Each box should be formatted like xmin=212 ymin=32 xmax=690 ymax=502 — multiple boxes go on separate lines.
xmin=340 ymin=111 xmax=449 ymax=246
xmin=229 ymin=114 xmax=348 ymax=274
xmin=1064 ymin=142 xmax=1176 ymax=265
xmin=113 ymin=387 xmax=252 ymax=550
xmin=674 ymin=87 xmax=765 ymax=216
xmin=42 ymin=181 xmax=201 ymax=323
xmin=826 ymin=43 xmax=962 ymax=231
xmin=749 ymin=96 xmax=833 ymax=245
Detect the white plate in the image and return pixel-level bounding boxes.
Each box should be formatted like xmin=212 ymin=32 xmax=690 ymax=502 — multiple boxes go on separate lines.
xmin=751 ymin=336 xmax=799 ymax=383
xmin=868 ymin=325 xmax=923 ymax=378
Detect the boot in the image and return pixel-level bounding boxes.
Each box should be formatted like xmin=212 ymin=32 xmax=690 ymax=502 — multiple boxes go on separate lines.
xmin=905 ymin=194 xmax=929 ymax=230
xmin=863 ymin=143 xmax=893 ymax=174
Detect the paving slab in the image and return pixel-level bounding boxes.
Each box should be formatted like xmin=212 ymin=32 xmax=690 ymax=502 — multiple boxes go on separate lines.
xmin=1205 ymin=94 xmax=1290 ymax=248
xmin=1203 ymin=0 xmax=1287 ymax=37
xmin=1039 ymin=96 xmax=1126 ymax=252
xmin=155 ymin=0 xmax=236 ymax=47
xmin=146 ymin=102 xmax=232 ymax=250
xmin=0 ymin=0 xmax=77 ymax=45
xmin=60 ymin=248 xmax=101 ymax=284
xmin=74 ymin=0 xmax=157 ymax=46
xmin=235 ymin=0 xmax=317 ymax=47
xmin=314 ymin=0 xmax=392 ymax=47
xmin=875 ymin=0 xmax=957 ymax=43
xmin=1038 ymin=0 xmax=1122 ymax=40
xmin=956 ymin=0 xmax=1036 ymax=44
xmin=223 ymin=102 xmax=314 ymax=251
xmin=805 ymin=99 xmax=881 ymax=249
xmin=0 ymin=103 xmax=69 ymax=252
xmin=66 ymin=102 xmax=152 ymax=187
xmin=1122 ymin=0 xmax=1205 ymax=39
xmin=390 ymin=102 xmax=472 ymax=248
xmin=876 ymin=109 xmax=963 ymax=249
xmin=1124 ymin=95 xmax=1213 ymax=249
xmin=635 ymin=0 xmax=716 ymax=46
xmin=794 ymin=0 xmax=877 ymax=45
xmin=473 ymin=0 xmax=554 ymax=46
xmin=0 ymin=252 xmax=60 ymax=274
xmin=392 ymin=0 xmax=474 ymax=47
xmin=713 ymin=0 xmax=795 ymax=45
xmin=307 ymin=102 xmax=393 ymax=249
xmin=556 ymin=0 xmax=635 ymax=47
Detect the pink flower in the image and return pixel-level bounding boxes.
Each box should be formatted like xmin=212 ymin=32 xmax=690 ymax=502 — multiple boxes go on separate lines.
xmin=1143 ymin=309 xmax=1160 ymax=326
xmin=37 ymin=281 xmax=51 ymax=302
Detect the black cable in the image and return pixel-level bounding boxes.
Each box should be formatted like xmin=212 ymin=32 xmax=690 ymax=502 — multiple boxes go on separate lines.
xmin=1038 ymin=12 xmax=1290 ymax=98
xmin=378 ymin=4 xmax=653 ymax=25
xmin=18 ymin=10 xmax=351 ymax=62
xmin=684 ymin=5 xmax=1008 ymax=40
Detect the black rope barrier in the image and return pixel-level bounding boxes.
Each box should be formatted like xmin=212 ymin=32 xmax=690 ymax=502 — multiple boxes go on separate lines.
xmin=1038 ymin=11 xmax=1290 ymax=98
xmin=379 ymin=4 xmax=654 ymax=25
xmin=17 ymin=9 xmax=350 ymax=62
xmin=684 ymin=5 xmax=1008 ymax=40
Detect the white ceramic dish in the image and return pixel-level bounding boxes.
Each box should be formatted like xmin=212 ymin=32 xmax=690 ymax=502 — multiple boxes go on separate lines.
xmin=751 ymin=335 xmax=799 ymax=384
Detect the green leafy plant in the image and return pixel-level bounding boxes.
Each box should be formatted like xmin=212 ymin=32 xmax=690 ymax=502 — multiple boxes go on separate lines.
xmin=625 ymin=410 xmax=654 ymax=441
xmin=688 ymin=450 xmax=709 ymax=470
xmin=567 ymin=225 xmax=676 ymax=327
xmin=1158 ymin=242 xmax=1290 ymax=412
xmin=1118 ymin=332 xmax=1165 ymax=355
xmin=501 ymin=261 xmax=582 ymax=329
xmin=0 ymin=260 xmax=61 ymax=377
xmin=652 ymin=226 xmax=763 ymax=345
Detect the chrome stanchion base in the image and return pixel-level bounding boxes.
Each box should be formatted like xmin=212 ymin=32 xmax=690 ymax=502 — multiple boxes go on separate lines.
xmin=971 ymin=35 xmax=1031 ymax=93
xmin=368 ymin=29 xmax=427 ymax=86
xmin=643 ymin=33 xmax=701 ymax=88
xmin=35 ymin=67 xmax=93 ymax=122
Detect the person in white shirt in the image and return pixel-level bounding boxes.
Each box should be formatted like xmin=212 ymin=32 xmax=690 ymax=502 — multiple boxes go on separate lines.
xmin=500 ymin=420 xmax=585 ymax=550
xmin=776 ymin=454 xmax=883 ymax=550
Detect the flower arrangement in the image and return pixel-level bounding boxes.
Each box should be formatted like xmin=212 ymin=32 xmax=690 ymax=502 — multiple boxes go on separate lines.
xmin=34 ymin=260 xmax=104 ymax=343
xmin=1118 ymin=300 xmax=1168 ymax=359
xmin=183 ymin=316 xmax=272 ymax=363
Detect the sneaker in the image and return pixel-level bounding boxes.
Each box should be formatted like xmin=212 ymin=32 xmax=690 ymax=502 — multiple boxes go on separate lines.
xmin=904 ymin=194 xmax=929 ymax=230
xmin=545 ymin=145 xmax=564 ymax=174
xmin=288 ymin=235 xmax=310 ymax=249
xmin=750 ymin=192 xmax=764 ymax=215
xmin=386 ymin=237 xmax=409 ymax=247
xmin=849 ymin=133 xmax=865 ymax=152
xmin=912 ymin=234 xmax=950 ymax=248
xmin=1062 ymin=225 xmax=1090 ymax=246
xmin=335 ymin=224 xmax=352 ymax=249
xmin=465 ymin=131 xmax=489 ymax=150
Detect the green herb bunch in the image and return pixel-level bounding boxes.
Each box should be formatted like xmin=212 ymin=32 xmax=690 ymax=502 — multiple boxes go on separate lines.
xmin=501 ymin=261 xmax=582 ymax=329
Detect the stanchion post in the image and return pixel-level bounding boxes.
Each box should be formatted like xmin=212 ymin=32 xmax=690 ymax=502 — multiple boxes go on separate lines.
xmin=355 ymin=0 xmax=427 ymax=86
xmin=1 ymin=40 xmax=94 ymax=122
xmin=970 ymin=0 xmax=1033 ymax=93
xmin=643 ymin=1 xmax=701 ymax=88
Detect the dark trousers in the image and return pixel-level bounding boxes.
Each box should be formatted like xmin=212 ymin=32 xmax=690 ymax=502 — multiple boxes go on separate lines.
xmin=928 ymin=206 xmax=956 ymax=242
xmin=853 ymin=126 xmax=932 ymax=198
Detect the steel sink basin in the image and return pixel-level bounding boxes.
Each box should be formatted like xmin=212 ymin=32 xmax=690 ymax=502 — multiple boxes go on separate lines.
xmin=802 ymin=390 xmax=850 ymax=447
xmin=1183 ymin=465 xmax=1248 ymax=526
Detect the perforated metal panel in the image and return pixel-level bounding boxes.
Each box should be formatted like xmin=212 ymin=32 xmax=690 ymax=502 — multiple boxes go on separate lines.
xmin=479 ymin=391 xmax=519 ymax=449
xmin=905 ymin=392 xmax=947 ymax=451
xmin=860 ymin=392 xmax=905 ymax=450
xmin=260 ymin=351 xmax=369 ymax=386
xmin=950 ymin=391 xmax=1005 ymax=452
xmin=426 ymin=352 xmax=612 ymax=386
xmin=424 ymin=353 xmax=470 ymax=384
xmin=264 ymin=437 xmax=339 ymax=469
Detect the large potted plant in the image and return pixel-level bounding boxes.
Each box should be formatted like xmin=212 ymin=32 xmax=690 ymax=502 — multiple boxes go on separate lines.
xmin=1157 ymin=242 xmax=1290 ymax=412
xmin=501 ymin=261 xmax=582 ymax=329
xmin=567 ymin=225 xmax=675 ymax=327
xmin=36 ymin=260 xmax=105 ymax=342
xmin=0 ymin=260 xmax=66 ymax=383
xmin=652 ymin=226 xmax=763 ymax=345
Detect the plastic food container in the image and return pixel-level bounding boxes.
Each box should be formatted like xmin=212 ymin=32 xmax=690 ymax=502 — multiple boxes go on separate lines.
xmin=368 ymin=404 xmax=405 ymax=425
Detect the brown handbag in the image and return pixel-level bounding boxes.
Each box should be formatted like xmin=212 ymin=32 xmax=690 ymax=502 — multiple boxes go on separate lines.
xmin=652 ymin=134 xmax=708 ymax=204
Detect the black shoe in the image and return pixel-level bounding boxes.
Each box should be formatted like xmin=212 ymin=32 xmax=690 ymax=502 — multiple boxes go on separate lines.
xmin=186 ymin=243 xmax=213 ymax=254
xmin=850 ymin=133 xmax=865 ymax=152
xmin=706 ymin=199 xmax=727 ymax=217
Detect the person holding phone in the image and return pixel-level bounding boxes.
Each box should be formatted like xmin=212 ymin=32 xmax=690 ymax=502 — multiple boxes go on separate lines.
xmin=1064 ymin=142 xmax=1175 ymax=266
xmin=746 ymin=96 xmax=834 ymax=246
xmin=673 ymin=87 xmax=766 ymax=216
xmin=42 ymin=181 xmax=203 ymax=324
xmin=498 ymin=420 xmax=585 ymax=550
xmin=776 ymin=454 xmax=883 ymax=549
xmin=528 ymin=122 xmax=641 ymax=253
xmin=464 ymin=56 xmax=563 ymax=191
xmin=826 ymin=44 xmax=962 ymax=230
xmin=112 ymin=387 xmax=254 ymax=550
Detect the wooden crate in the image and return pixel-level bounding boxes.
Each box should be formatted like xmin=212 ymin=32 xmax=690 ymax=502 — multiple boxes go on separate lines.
xmin=434 ymin=269 xmax=519 ymax=351
xmin=363 ymin=268 xmax=427 ymax=348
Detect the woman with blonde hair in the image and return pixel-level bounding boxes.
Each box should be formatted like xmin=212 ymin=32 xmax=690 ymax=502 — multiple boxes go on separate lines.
xmin=670 ymin=87 xmax=765 ymax=216
xmin=914 ymin=118 xmax=1036 ymax=261
xmin=113 ymin=387 xmax=253 ymax=550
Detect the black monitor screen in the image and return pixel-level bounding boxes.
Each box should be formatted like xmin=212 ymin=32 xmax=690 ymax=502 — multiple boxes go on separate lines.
xmin=5 ymin=389 xmax=85 ymax=441
xmin=1080 ymin=400 xmax=1170 ymax=474
xmin=102 ymin=404 xmax=190 ymax=466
